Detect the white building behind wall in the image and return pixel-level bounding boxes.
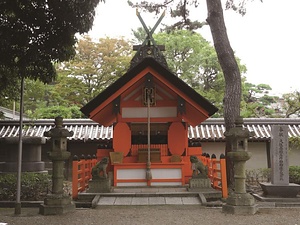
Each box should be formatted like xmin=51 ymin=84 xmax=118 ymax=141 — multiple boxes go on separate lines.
xmin=1 ymin=118 xmax=300 ymax=171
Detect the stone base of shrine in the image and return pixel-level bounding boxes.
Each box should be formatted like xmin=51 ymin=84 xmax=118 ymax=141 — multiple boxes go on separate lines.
xmin=259 ymin=182 xmax=300 ymax=198
xmin=39 ymin=195 xmax=75 ymax=215
xmin=188 ymin=178 xmax=212 ymax=191
xmin=87 ymin=178 xmax=112 ymax=193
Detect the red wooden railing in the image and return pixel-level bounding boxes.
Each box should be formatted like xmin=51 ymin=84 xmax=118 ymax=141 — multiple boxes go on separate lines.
xmin=72 ymin=153 xmax=228 ymax=199
xmin=72 ymin=155 xmax=97 ymax=199
xmin=200 ymin=153 xmax=228 ymax=198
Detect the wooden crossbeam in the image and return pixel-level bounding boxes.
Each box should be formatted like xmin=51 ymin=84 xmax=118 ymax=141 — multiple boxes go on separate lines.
xmin=135 ymin=9 xmax=166 ymax=48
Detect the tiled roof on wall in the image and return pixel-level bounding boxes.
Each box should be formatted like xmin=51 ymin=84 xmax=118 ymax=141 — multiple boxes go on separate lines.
xmin=1 ymin=118 xmax=300 ymax=142
xmin=0 ymin=119 xmax=113 ymax=142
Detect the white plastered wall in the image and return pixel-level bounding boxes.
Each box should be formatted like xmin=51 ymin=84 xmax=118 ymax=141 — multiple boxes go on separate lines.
xmin=201 ymin=142 xmax=269 ymax=170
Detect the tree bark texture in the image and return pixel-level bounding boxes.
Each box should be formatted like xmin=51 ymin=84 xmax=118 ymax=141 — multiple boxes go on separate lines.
xmin=206 ymin=0 xmax=242 ymax=187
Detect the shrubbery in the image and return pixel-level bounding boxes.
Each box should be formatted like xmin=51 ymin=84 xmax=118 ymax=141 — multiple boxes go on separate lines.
xmin=0 ymin=172 xmax=51 ymax=201
xmin=246 ymin=168 xmax=271 ymax=184
xmin=289 ymin=166 xmax=300 ymax=184
xmin=246 ymin=166 xmax=300 ymax=185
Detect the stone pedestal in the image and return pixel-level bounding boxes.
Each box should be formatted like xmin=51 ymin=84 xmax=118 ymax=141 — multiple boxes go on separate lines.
xmin=258 ymin=125 xmax=300 ymax=199
xmin=39 ymin=117 xmax=75 ymax=215
xmin=223 ymin=193 xmax=257 ymax=214
xmin=260 ymin=182 xmax=300 ymax=198
xmin=222 ymin=151 xmax=258 ymax=215
xmin=39 ymin=195 xmax=75 ymax=215
xmin=188 ymin=178 xmax=212 ymax=191
xmin=87 ymin=178 xmax=111 ymax=193
xmin=0 ymin=137 xmax=46 ymax=172
xmin=222 ymin=117 xmax=258 ymax=215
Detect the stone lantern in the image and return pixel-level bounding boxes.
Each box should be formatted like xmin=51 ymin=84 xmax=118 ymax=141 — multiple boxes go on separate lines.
xmin=222 ymin=116 xmax=258 ymax=215
xmin=39 ymin=117 xmax=75 ymax=215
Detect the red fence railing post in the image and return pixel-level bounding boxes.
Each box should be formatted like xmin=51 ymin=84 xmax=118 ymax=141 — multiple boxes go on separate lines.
xmin=72 ymin=154 xmax=100 ymax=200
xmin=211 ymin=154 xmax=218 ymax=188
xmin=220 ymin=153 xmax=228 ymax=198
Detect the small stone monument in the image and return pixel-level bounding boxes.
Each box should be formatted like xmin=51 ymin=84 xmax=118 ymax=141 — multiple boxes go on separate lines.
xmin=0 ymin=136 xmax=46 ymax=172
xmin=87 ymin=157 xmax=111 ymax=193
xmin=222 ymin=116 xmax=258 ymax=215
xmin=259 ymin=125 xmax=300 ymax=198
xmin=188 ymin=155 xmax=211 ymax=190
xmin=39 ymin=117 xmax=76 ymax=215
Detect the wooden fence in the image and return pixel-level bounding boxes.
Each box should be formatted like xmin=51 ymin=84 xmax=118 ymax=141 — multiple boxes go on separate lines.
xmin=200 ymin=153 xmax=228 ymax=198
xmin=72 ymin=153 xmax=228 ymax=199
xmin=72 ymin=154 xmax=97 ymax=199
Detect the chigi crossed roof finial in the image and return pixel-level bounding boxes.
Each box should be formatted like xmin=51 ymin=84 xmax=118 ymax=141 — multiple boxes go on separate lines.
xmin=129 ymin=9 xmax=168 ymax=69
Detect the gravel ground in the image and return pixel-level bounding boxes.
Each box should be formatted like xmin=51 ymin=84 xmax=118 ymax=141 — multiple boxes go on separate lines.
xmin=1 ymin=206 xmax=300 ymax=225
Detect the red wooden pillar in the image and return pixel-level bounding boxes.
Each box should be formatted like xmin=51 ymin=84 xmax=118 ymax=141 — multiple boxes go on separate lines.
xmin=113 ymin=122 xmax=131 ymax=156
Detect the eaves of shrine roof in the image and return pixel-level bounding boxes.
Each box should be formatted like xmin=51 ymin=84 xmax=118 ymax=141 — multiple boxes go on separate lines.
xmin=1 ymin=118 xmax=300 ymax=142
xmin=80 ymin=57 xmax=218 ymax=119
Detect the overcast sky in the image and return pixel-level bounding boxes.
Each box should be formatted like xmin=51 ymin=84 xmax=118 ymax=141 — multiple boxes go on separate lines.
xmin=88 ymin=0 xmax=300 ymax=96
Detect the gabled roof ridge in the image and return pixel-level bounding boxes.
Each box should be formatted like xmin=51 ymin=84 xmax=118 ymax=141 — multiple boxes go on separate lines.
xmin=80 ymin=57 xmax=218 ymax=118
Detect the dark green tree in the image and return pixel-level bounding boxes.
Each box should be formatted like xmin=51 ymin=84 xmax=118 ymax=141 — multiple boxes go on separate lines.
xmin=0 ymin=0 xmax=102 ymax=213
xmin=20 ymin=36 xmax=133 ymax=119
xmin=152 ymin=30 xmax=247 ymax=117
xmin=241 ymin=83 xmax=279 ymax=118
xmin=0 ymin=0 xmax=102 ymax=107
xmin=282 ymin=91 xmax=300 ymax=118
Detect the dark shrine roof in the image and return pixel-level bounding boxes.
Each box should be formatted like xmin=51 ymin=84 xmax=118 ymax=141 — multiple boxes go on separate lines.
xmin=80 ymin=56 xmax=218 ymax=118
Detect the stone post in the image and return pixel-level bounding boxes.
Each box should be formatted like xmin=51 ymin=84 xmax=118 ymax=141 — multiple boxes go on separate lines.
xmin=222 ymin=116 xmax=258 ymax=215
xmin=259 ymin=125 xmax=300 ymax=198
xmin=39 ymin=117 xmax=75 ymax=215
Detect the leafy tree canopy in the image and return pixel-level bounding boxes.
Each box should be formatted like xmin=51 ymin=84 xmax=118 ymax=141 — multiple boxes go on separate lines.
xmin=0 ymin=0 xmax=102 ymax=84
xmin=17 ymin=36 xmax=133 ymax=119
xmin=56 ymin=35 xmax=133 ymax=104
xmin=241 ymin=82 xmax=279 ymax=118
xmin=282 ymin=91 xmax=300 ymax=118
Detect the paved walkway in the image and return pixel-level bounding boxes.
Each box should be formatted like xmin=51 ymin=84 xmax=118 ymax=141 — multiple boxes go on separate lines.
xmin=93 ymin=186 xmax=220 ymax=207
xmin=97 ymin=195 xmax=201 ymax=206
xmin=2 ymin=187 xmax=300 ymax=225
xmin=88 ymin=186 xmax=300 ymax=208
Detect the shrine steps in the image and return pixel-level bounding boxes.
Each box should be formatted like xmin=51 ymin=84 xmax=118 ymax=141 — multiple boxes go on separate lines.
xmin=75 ymin=186 xmax=223 ymax=208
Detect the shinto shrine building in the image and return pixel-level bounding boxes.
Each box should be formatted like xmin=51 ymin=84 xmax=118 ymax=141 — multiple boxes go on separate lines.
xmin=80 ymin=26 xmax=218 ymax=186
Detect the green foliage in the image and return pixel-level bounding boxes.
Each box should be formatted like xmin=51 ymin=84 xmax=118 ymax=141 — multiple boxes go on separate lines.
xmin=9 ymin=36 xmax=133 ymax=119
xmin=0 ymin=0 xmax=102 ymax=82
xmin=152 ymin=30 xmax=246 ymax=117
xmin=246 ymin=167 xmax=300 ymax=185
xmin=282 ymin=91 xmax=300 ymax=118
xmin=154 ymin=30 xmax=221 ymax=90
xmin=246 ymin=168 xmax=271 ymax=184
xmin=33 ymin=105 xmax=83 ymax=119
xmin=241 ymin=82 xmax=279 ymax=118
xmin=0 ymin=173 xmax=51 ymax=201
xmin=289 ymin=166 xmax=300 ymax=184
xmin=289 ymin=137 xmax=300 ymax=151
xmin=0 ymin=111 xmax=4 ymax=119
xmin=0 ymin=67 xmax=20 ymax=107
xmin=56 ymin=36 xmax=133 ymax=103
xmin=0 ymin=0 xmax=102 ymax=110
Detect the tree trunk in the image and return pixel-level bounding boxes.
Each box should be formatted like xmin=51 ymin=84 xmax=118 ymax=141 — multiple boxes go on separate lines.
xmin=206 ymin=0 xmax=242 ymax=188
